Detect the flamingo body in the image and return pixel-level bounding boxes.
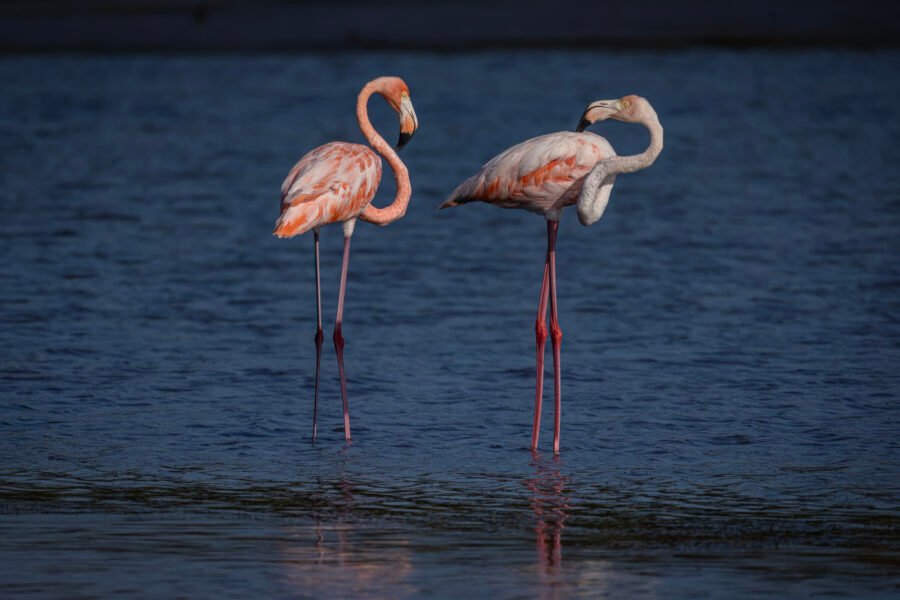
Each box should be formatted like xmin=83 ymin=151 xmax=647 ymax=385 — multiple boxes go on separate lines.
xmin=274 ymin=75 xmax=418 ymax=443
xmin=442 ymin=131 xmax=615 ymax=215
xmin=275 ymin=142 xmax=383 ymax=238
xmin=441 ymin=95 xmax=663 ymax=454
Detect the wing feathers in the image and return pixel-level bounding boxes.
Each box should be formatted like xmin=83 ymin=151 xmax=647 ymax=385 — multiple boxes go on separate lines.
xmin=442 ymin=131 xmax=614 ymax=213
xmin=275 ymin=142 xmax=382 ymax=237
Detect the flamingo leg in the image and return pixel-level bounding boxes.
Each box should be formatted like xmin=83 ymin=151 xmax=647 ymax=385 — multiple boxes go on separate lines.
xmin=531 ymin=246 xmax=551 ymax=451
xmin=312 ymin=230 xmax=324 ymax=443
xmin=333 ymin=234 xmax=352 ymax=442
xmin=547 ymin=220 xmax=563 ymax=454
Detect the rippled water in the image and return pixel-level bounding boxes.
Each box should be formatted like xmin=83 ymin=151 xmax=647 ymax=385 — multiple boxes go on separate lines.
xmin=1 ymin=50 xmax=899 ymax=598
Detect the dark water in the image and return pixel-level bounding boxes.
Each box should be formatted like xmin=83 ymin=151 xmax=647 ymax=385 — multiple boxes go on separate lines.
xmin=1 ymin=50 xmax=899 ymax=598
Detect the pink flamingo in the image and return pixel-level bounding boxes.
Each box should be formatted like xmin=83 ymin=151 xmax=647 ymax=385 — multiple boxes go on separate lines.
xmin=440 ymin=95 xmax=663 ymax=454
xmin=275 ymin=76 xmax=418 ymax=443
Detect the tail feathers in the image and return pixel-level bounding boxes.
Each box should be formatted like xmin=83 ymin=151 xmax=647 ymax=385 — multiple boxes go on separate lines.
xmin=273 ymin=200 xmax=323 ymax=238
xmin=438 ymin=196 xmax=471 ymax=210
xmin=439 ymin=175 xmax=480 ymax=210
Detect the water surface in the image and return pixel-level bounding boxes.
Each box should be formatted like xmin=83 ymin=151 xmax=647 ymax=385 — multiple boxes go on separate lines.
xmin=1 ymin=50 xmax=899 ymax=598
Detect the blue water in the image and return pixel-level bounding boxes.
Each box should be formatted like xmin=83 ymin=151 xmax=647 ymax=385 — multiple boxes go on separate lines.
xmin=1 ymin=50 xmax=899 ymax=598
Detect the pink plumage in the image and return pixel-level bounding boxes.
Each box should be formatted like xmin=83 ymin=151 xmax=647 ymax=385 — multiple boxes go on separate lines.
xmin=441 ymin=131 xmax=615 ymax=216
xmin=275 ymin=76 xmax=419 ymax=444
xmin=275 ymin=142 xmax=382 ymax=238
xmin=441 ymin=95 xmax=664 ymax=455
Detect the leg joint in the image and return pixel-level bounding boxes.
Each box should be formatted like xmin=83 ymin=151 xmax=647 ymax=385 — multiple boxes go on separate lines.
xmin=332 ymin=326 xmax=345 ymax=349
xmin=535 ymin=318 xmax=548 ymax=342
xmin=550 ymin=323 xmax=562 ymax=344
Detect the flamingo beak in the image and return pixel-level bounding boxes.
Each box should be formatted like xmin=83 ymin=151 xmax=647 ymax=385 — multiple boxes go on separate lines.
xmin=397 ymin=95 xmax=418 ymax=151
xmin=576 ymin=99 xmax=622 ymax=132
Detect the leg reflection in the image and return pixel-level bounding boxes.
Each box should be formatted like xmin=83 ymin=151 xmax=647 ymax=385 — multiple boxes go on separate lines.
xmin=280 ymin=469 xmax=417 ymax=598
xmin=526 ymin=451 xmax=570 ymax=593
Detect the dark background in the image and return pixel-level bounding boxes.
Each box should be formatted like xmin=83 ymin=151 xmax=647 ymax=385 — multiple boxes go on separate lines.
xmin=1 ymin=0 xmax=899 ymax=52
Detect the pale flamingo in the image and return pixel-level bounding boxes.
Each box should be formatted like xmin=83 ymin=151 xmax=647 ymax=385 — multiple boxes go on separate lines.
xmin=440 ymin=95 xmax=663 ymax=454
xmin=275 ymin=76 xmax=418 ymax=443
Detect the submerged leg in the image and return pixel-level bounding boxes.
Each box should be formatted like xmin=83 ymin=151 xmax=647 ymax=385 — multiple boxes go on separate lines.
xmin=312 ymin=229 xmax=324 ymax=443
xmin=334 ymin=230 xmax=353 ymax=442
xmin=531 ymin=246 xmax=551 ymax=451
xmin=547 ymin=221 xmax=563 ymax=454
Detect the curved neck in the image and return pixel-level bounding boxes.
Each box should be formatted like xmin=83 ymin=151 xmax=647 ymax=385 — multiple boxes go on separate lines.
xmin=608 ymin=113 xmax=664 ymax=175
xmin=356 ymin=81 xmax=411 ymax=226
xmin=575 ymin=111 xmax=663 ymax=226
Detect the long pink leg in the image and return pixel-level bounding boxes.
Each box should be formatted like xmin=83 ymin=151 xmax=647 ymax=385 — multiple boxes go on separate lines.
xmin=531 ymin=246 xmax=551 ymax=450
xmin=333 ymin=234 xmax=352 ymax=442
xmin=312 ymin=230 xmax=324 ymax=443
xmin=547 ymin=221 xmax=563 ymax=454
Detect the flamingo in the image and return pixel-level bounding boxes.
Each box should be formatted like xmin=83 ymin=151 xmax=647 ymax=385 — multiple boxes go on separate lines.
xmin=440 ymin=95 xmax=663 ymax=454
xmin=274 ymin=76 xmax=418 ymax=443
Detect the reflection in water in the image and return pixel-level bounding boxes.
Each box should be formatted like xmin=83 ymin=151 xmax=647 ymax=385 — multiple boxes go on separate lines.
xmin=526 ymin=452 xmax=570 ymax=598
xmin=279 ymin=471 xmax=416 ymax=598
xmin=280 ymin=522 xmax=415 ymax=599
xmin=525 ymin=456 xmax=660 ymax=599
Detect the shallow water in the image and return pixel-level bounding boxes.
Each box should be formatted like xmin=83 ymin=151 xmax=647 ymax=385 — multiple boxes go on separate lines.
xmin=1 ymin=50 xmax=899 ymax=598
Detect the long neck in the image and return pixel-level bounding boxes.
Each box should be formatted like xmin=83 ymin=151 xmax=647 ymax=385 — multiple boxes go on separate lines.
xmin=608 ymin=112 xmax=664 ymax=175
xmin=575 ymin=111 xmax=664 ymax=226
xmin=356 ymin=82 xmax=411 ymax=226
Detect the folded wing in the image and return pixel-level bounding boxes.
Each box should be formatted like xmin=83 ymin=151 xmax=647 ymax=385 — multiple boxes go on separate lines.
xmin=275 ymin=142 xmax=382 ymax=238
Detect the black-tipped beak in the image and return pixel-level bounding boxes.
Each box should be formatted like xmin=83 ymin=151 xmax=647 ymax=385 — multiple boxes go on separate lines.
xmin=397 ymin=130 xmax=414 ymax=151
xmin=396 ymin=95 xmax=418 ymax=151
xmin=576 ymin=99 xmax=621 ymax=132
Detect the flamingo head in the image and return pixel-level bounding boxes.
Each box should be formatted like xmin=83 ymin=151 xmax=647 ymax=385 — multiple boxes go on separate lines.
xmin=576 ymin=95 xmax=654 ymax=131
xmin=375 ymin=76 xmax=419 ymax=151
